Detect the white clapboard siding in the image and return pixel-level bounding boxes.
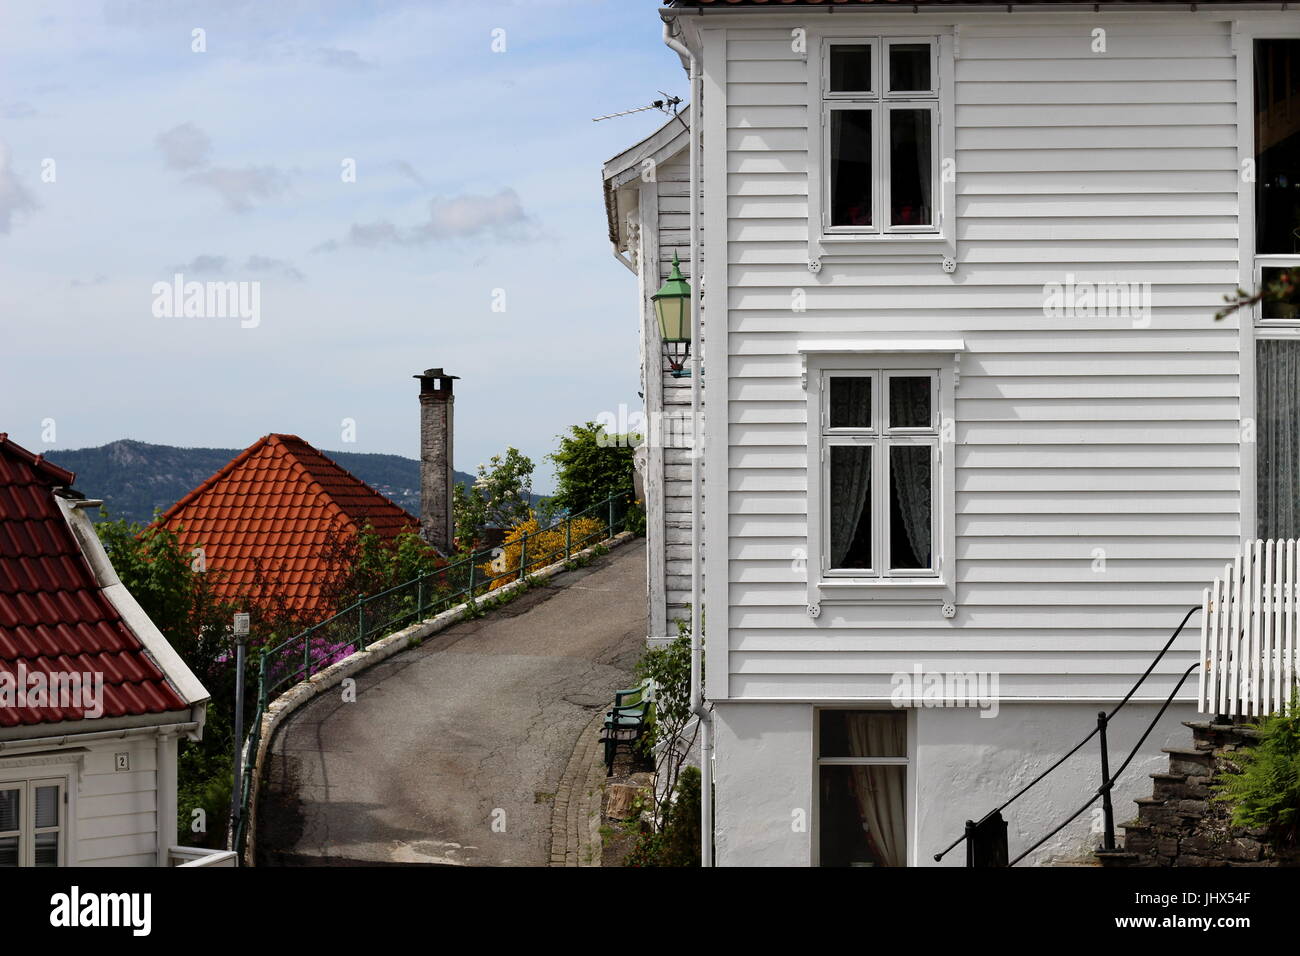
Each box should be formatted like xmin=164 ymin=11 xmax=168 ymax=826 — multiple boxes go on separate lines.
xmin=75 ymin=738 xmax=160 ymax=865
xmin=718 ymin=17 xmax=1240 ymax=699
xmin=656 ymin=152 xmax=706 ymax=628
xmin=1200 ymin=540 xmax=1300 ymax=718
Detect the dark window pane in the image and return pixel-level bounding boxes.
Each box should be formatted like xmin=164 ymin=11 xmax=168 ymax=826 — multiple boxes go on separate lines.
xmin=34 ymin=832 xmax=58 ymax=867
xmin=1257 ymin=338 xmax=1300 ymax=538
xmin=819 ymin=764 xmax=907 ymax=867
xmin=828 ymin=376 xmax=872 ymax=428
xmin=829 ymin=446 xmax=872 ymax=569
xmin=0 ymin=836 xmax=16 ymax=867
xmin=1255 ymin=40 xmax=1300 ymax=253
xmin=820 ymin=710 xmax=906 ymax=757
xmin=34 ymin=786 xmax=58 ymax=830
xmin=829 ymin=44 xmax=873 ymax=93
xmin=1260 ymin=266 xmax=1300 ymax=319
xmin=0 ymin=789 xmax=17 ymax=833
xmin=889 ymin=376 xmax=931 ymax=428
xmin=830 ymin=109 xmax=873 ymax=228
xmin=890 ymin=109 xmax=932 ymax=227
xmin=889 ymin=446 xmax=932 ymax=570
xmin=889 ymin=43 xmax=931 ymax=92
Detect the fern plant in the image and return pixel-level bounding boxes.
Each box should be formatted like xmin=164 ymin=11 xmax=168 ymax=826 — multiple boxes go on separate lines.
xmin=1212 ymin=698 xmax=1300 ymax=838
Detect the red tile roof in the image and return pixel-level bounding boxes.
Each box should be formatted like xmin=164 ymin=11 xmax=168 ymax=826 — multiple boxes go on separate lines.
xmin=157 ymin=434 xmax=418 ymax=615
xmin=0 ymin=434 xmax=188 ymax=727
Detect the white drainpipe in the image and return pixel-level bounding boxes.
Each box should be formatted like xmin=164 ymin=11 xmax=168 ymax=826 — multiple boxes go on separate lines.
xmin=662 ymin=12 xmax=713 ymax=868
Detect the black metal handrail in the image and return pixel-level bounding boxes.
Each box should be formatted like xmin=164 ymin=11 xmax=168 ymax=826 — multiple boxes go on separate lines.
xmin=933 ymin=603 xmax=1202 ymax=865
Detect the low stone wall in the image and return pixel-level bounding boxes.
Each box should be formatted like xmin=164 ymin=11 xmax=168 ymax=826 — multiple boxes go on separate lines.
xmin=238 ymin=531 xmax=637 ymax=865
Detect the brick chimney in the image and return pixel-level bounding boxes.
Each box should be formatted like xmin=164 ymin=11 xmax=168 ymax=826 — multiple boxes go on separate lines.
xmin=415 ymin=368 xmax=457 ymax=553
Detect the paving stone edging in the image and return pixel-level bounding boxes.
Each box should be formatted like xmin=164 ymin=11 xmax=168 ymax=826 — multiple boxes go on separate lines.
xmin=549 ymin=706 xmax=608 ymax=867
xmin=238 ymin=531 xmax=637 ymax=866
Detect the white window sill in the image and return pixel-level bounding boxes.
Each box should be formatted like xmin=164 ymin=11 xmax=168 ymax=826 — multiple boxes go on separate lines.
xmin=813 ymin=579 xmax=952 ymax=606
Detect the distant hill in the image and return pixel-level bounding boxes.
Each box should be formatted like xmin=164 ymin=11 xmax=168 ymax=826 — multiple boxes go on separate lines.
xmin=48 ymin=439 xmax=483 ymax=526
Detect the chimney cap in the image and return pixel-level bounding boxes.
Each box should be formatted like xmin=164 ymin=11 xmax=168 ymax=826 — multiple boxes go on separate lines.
xmin=414 ymin=368 xmax=459 ymax=380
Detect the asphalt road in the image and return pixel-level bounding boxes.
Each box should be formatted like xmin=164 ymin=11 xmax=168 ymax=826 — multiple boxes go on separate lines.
xmin=257 ymin=539 xmax=647 ymax=866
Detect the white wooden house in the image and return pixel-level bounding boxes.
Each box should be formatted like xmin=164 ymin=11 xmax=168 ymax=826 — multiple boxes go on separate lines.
xmin=605 ymin=0 xmax=1300 ymax=866
xmin=0 ymin=435 xmax=227 ymax=867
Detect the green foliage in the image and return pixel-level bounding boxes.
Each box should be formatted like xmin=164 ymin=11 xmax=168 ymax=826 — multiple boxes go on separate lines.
xmin=1217 ymin=270 xmax=1300 ymax=321
xmin=332 ymin=524 xmax=444 ymax=608
xmin=625 ymin=766 xmax=701 ymax=867
xmin=453 ymin=447 xmax=535 ymax=546
xmin=547 ymin=422 xmax=637 ymax=519
xmin=96 ymin=515 xmax=245 ymax=847
xmin=635 ymin=626 xmax=693 ymax=755
xmin=1213 ymin=699 xmax=1300 ymax=837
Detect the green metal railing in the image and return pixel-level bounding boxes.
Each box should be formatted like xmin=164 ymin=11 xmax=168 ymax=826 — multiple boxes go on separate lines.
xmin=231 ymin=492 xmax=634 ymax=858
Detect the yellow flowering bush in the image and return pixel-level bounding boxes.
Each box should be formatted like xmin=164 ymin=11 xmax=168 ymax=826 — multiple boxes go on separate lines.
xmin=487 ymin=515 xmax=607 ymax=590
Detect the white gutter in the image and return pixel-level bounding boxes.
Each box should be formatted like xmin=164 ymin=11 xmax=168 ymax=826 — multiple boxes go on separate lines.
xmin=662 ymin=11 xmax=713 ymax=869
xmin=0 ymin=720 xmax=202 ymax=754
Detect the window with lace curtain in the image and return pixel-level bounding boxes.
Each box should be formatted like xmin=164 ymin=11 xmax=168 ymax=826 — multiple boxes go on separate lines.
xmin=804 ymin=350 xmax=956 ymax=607
xmin=821 ymin=369 xmax=938 ymax=577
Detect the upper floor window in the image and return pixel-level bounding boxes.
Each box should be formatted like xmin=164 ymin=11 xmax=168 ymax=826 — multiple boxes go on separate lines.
xmin=823 ymin=38 xmax=939 ymax=235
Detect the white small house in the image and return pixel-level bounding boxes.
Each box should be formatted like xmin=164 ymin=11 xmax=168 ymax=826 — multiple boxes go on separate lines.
xmin=605 ymin=0 xmax=1300 ymax=865
xmin=0 ymin=435 xmax=224 ymax=867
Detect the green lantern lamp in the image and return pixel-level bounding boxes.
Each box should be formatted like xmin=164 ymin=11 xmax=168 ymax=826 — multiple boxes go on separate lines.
xmin=652 ymin=253 xmax=692 ymax=378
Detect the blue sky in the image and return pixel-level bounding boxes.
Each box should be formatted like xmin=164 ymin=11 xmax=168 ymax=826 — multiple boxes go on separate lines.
xmin=0 ymin=0 xmax=679 ymax=493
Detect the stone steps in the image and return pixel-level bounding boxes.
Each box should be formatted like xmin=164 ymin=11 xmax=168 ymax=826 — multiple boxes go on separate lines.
xmin=1095 ymin=718 xmax=1294 ymax=867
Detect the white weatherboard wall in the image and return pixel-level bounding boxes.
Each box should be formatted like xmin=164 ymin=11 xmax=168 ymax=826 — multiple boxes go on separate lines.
xmin=706 ymin=13 xmax=1242 ymax=704
xmin=656 ymin=151 xmax=707 ymax=634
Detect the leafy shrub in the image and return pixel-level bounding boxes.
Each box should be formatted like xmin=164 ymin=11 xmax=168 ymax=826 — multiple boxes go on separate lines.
xmin=625 ymin=766 xmax=701 ymax=867
xmin=486 ymin=515 xmax=607 ymax=590
xmin=1213 ymin=699 xmax=1300 ymax=838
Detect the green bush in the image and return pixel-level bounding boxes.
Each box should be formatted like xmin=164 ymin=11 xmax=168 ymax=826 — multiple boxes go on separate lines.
xmin=625 ymin=765 xmax=701 ymax=867
xmin=1212 ymin=699 xmax=1300 ymax=837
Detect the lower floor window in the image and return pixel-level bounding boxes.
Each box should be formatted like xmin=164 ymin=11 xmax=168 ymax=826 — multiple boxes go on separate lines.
xmin=0 ymin=777 xmax=64 ymax=867
xmin=817 ymin=710 xmax=908 ymax=867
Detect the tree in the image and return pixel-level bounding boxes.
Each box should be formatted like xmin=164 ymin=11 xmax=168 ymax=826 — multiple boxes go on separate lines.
xmin=453 ymin=447 xmax=534 ymax=547
xmin=1217 ymin=270 xmax=1300 ymax=321
xmin=548 ymin=422 xmax=637 ymax=519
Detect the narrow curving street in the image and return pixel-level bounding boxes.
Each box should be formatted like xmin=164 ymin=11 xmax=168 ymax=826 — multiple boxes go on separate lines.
xmin=257 ymin=540 xmax=646 ymax=866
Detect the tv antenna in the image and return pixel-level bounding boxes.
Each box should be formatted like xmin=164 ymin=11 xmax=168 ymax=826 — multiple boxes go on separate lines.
xmin=592 ymin=93 xmax=683 ymax=124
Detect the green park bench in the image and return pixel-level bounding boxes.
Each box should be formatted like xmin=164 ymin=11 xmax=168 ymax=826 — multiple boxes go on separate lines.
xmin=600 ymin=680 xmax=653 ymax=775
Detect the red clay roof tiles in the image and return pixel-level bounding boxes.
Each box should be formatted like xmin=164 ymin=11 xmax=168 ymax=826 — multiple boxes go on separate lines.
xmin=0 ymin=434 xmax=188 ymax=728
xmin=157 ymin=434 xmax=417 ymax=615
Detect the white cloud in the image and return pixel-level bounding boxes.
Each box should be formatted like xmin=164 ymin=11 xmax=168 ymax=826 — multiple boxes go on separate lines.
xmin=321 ymin=188 xmax=538 ymax=249
xmin=0 ymin=142 xmax=37 ymax=234
xmin=155 ymin=122 xmax=212 ymax=171
xmin=183 ymin=165 xmax=292 ymax=213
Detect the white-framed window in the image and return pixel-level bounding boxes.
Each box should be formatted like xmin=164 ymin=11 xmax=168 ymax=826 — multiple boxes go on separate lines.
xmin=803 ymin=348 xmax=957 ymax=606
xmin=815 ymin=709 xmax=911 ymax=868
xmin=0 ymin=777 xmax=65 ymax=867
xmin=822 ymin=36 xmax=940 ymax=236
xmin=1251 ymin=37 xmax=1300 ymax=539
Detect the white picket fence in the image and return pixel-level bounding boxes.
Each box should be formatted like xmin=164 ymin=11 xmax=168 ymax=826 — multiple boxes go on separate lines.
xmin=1200 ymin=539 xmax=1300 ymax=718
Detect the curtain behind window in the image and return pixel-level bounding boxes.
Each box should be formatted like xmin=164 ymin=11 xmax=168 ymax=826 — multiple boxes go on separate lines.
xmin=1258 ymin=338 xmax=1300 ymax=539
xmin=845 ymin=713 xmax=907 ymax=867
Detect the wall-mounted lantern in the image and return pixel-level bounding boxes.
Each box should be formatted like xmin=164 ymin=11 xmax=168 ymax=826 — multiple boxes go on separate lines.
xmin=652 ymin=252 xmax=692 ymax=378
